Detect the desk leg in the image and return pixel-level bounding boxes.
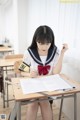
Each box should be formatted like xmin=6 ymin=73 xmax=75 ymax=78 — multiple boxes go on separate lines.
xmin=8 ymin=103 xmax=17 ymax=120
xmin=16 ymin=102 xmax=21 ymax=120
xmin=59 ymin=95 xmax=64 ymax=120
xmin=9 ymin=102 xmax=21 ymax=120
xmin=74 ymin=93 xmax=77 ymax=120
xmin=2 ymin=68 xmax=5 ymax=108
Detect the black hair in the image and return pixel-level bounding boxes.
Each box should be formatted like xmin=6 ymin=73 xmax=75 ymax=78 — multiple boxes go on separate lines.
xmin=29 ymin=25 xmax=55 ymax=49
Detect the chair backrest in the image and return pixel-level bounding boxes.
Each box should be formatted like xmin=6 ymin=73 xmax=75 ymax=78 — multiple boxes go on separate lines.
xmin=4 ymin=54 xmax=23 ymax=74
xmin=14 ymin=60 xmax=22 ymax=74
xmin=4 ymin=54 xmax=23 ymax=59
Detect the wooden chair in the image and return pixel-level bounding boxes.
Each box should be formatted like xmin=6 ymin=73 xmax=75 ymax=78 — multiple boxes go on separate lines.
xmin=5 ymin=58 xmax=23 ymax=107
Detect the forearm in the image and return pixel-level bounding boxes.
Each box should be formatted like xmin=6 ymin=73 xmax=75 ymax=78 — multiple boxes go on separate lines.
xmin=21 ymin=71 xmax=30 ymax=77
xmin=21 ymin=71 xmax=38 ymax=78
xmin=53 ymin=52 xmax=64 ymax=74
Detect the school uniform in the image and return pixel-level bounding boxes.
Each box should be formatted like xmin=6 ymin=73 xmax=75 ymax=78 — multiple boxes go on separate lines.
xmin=18 ymin=45 xmax=60 ymax=105
xmin=22 ymin=45 xmax=60 ymax=75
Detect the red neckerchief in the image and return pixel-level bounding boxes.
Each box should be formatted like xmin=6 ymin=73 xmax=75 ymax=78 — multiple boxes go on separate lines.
xmin=38 ymin=65 xmax=50 ymax=75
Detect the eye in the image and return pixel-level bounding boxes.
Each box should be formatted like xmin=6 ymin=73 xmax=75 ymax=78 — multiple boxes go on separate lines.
xmin=37 ymin=42 xmax=43 ymax=45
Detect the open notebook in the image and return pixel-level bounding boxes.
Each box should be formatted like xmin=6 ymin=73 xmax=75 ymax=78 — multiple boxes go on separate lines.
xmin=20 ymin=74 xmax=75 ymax=94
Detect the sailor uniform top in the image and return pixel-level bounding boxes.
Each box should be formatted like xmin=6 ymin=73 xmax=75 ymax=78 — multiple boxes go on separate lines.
xmin=20 ymin=45 xmax=60 ymax=75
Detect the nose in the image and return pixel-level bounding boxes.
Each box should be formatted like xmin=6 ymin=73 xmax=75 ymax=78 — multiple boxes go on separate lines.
xmin=42 ymin=45 xmax=47 ymax=48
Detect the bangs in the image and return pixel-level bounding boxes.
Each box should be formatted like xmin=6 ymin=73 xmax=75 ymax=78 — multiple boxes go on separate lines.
xmin=29 ymin=25 xmax=55 ymax=49
xmin=36 ymin=34 xmax=52 ymax=44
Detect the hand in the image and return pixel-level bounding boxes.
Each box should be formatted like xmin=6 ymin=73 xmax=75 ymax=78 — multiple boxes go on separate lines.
xmin=30 ymin=69 xmax=38 ymax=78
xmin=61 ymin=43 xmax=68 ymax=54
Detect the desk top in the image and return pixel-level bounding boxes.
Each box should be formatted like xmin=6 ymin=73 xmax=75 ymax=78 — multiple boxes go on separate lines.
xmin=0 ymin=46 xmax=13 ymax=52
xmin=0 ymin=58 xmax=22 ymax=67
xmin=11 ymin=74 xmax=80 ymax=101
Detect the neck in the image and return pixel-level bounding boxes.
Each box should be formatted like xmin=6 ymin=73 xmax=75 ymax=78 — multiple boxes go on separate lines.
xmin=38 ymin=49 xmax=48 ymax=56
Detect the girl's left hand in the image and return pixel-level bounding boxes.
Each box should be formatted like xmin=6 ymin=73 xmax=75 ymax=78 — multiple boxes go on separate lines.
xmin=61 ymin=43 xmax=68 ymax=54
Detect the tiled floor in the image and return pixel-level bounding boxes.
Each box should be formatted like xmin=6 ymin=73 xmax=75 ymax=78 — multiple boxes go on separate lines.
xmin=0 ymin=85 xmax=70 ymax=120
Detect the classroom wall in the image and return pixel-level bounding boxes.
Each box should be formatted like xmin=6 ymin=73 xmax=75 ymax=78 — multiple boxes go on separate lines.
xmin=4 ymin=0 xmax=19 ymax=53
xmin=1 ymin=0 xmax=80 ymax=54
xmin=0 ymin=6 xmax=5 ymax=43
xmin=63 ymin=64 xmax=80 ymax=120
xmin=55 ymin=58 xmax=80 ymax=120
xmin=0 ymin=1 xmax=80 ymax=119
xmin=17 ymin=0 xmax=28 ymax=53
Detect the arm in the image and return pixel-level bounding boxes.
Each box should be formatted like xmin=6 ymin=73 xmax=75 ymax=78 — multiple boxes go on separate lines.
xmin=19 ymin=50 xmax=31 ymax=77
xmin=53 ymin=43 xmax=68 ymax=74
xmin=21 ymin=70 xmax=38 ymax=78
xmin=20 ymin=53 xmax=38 ymax=77
xmin=21 ymin=71 xmax=30 ymax=77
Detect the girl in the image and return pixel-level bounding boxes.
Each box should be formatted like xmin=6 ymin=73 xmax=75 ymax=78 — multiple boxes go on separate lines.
xmin=21 ymin=25 xmax=68 ymax=120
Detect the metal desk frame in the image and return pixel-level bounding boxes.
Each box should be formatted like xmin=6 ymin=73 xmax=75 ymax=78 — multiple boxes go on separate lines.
xmin=9 ymin=92 xmax=77 ymax=120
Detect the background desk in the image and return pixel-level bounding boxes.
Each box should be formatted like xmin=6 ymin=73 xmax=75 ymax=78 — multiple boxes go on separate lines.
xmin=10 ymin=74 xmax=80 ymax=120
xmin=0 ymin=46 xmax=14 ymax=57
xmin=0 ymin=58 xmax=22 ymax=67
xmin=0 ymin=57 xmax=23 ymax=108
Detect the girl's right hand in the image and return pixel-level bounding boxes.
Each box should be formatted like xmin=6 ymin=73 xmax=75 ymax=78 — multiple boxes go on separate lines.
xmin=30 ymin=70 xmax=38 ymax=78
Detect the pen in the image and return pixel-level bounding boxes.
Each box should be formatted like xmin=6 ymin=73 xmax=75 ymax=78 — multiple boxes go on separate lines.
xmin=63 ymin=86 xmax=75 ymax=91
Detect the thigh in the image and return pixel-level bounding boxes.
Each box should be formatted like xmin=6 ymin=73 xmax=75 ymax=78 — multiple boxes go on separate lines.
xmin=27 ymin=101 xmax=38 ymax=108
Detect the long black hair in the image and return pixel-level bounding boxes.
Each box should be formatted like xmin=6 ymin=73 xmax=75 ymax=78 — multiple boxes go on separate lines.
xmin=29 ymin=25 xmax=55 ymax=49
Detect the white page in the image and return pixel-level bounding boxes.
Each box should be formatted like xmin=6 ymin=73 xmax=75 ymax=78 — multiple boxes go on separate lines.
xmin=20 ymin=74 xmax=73 ymax=94
xmin=41 ymin=75 xmax=72 ymax=91
xmin=20 ymin=78 xmax=47 ymax=94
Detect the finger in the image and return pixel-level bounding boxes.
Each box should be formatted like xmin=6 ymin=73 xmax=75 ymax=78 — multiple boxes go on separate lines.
xmin=62 ymin=44 xmax=68 ymax=49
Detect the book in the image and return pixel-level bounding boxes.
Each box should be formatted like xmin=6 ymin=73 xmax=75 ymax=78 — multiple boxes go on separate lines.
xmin=20 ymin=74 xmax=75 ymax=94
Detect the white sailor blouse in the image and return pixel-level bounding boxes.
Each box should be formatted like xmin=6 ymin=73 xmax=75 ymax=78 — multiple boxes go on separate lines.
xmin=20 ymin=46 xmax=60 ymax=75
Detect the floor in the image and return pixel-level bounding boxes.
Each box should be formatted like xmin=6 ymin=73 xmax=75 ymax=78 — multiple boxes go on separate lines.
xmin=0 ymin=85 xmax=70 ymax=120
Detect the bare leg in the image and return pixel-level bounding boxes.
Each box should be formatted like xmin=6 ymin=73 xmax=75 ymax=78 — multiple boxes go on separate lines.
xmin=39 ymin=100 xmax=53 ymax=120
xmin=26 ymin=102 xmax=39 ymax=120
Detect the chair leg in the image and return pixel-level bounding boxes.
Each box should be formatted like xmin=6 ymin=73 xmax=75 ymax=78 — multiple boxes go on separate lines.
xmin=6 ymin=83 xmax=9 ymax=107
xmin=49 ymin=99 xmax=54 ymax=120
xmin=50 ymin=100 xmax=54 ymax=120
xmin=2 ymin=79 xmax=6 ymax=108
xmin=50 ymin=103 xmax=53 ymax=110
xmin=49 ymin=99 xmax=53 ymax=110
xmin=2 ymin=89 xmax=6 ymax=108
xmin=8 ymin=113 xmax=17 ymax=120
xmin=59 ymin=95 xmax=64 ymax=120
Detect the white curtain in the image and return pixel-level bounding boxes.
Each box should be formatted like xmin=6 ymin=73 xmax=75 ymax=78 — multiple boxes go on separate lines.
xmin=25 ymin=0 xmax=80 ymax=70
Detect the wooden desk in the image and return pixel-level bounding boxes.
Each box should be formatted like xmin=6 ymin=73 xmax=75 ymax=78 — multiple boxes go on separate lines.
xmin=0 ymin=46 xmax=14 ymax=52
xmin=0 ymin=58 xmax=22 ymax=67
xmin=9 ymin=74 xmax=80 ymax=120
xmin=0 ymin=58 xmax=23 ymax=108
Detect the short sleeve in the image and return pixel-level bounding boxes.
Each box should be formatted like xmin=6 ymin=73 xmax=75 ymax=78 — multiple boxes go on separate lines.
xmin=53 ymin=48 xmax=60 ymax=67
xmin=23 ymin=50 xmax=31 ymax=66
xmin=18 ymin=50 xmax=31 ymax=72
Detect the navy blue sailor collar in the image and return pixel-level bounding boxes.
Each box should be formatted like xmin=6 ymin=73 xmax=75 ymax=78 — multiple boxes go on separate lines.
xmin=28 ymin=45 xmax=57 ymax=65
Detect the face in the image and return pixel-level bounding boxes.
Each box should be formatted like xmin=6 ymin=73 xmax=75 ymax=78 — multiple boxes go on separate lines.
xmin=36 ymin=42 xmax=51 ymax=52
